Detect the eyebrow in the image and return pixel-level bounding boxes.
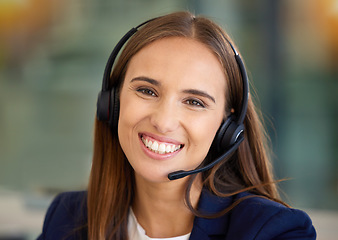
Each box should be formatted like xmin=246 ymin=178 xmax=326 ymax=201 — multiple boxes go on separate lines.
xmin=130 ymin=76 xmax=161 ymax=86
xmin=183 ymin=89 xmax=216 ymax=103
xmin=130 ymin=76 xmax=216 ymax=103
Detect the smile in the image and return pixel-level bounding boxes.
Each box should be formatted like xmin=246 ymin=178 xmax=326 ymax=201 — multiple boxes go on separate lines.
xmin=141 ymin=135 xmax=183 ymax=155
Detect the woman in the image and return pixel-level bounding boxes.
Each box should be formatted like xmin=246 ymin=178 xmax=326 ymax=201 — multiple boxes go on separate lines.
xmin=38 ymin=12 xmax=316 ymax=240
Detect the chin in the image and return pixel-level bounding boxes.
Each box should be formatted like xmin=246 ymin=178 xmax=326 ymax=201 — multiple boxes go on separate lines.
xmin=134 ymin=168 xmax=173 ymax=183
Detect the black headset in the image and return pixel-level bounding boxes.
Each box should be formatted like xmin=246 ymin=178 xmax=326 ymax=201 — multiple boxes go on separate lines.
xmin=96 ymin=17 xmax=249 ymax=180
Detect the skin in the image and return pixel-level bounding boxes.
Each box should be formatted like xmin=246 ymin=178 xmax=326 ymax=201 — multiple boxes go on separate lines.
xmin=118 ymin=37 xmax=227 ymax=238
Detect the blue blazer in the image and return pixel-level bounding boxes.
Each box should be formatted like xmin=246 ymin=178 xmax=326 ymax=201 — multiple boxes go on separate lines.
xmin=37 ymin=189 xmax=316 ymax=239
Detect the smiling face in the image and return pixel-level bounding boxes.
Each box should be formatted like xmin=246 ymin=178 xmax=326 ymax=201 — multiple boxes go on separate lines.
xmin=118 ymin=37 xmax=226 ymax=183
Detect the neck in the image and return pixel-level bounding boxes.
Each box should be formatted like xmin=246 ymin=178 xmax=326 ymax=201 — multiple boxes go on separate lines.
xmin=132 ymin=173 xmax=202 ymax=238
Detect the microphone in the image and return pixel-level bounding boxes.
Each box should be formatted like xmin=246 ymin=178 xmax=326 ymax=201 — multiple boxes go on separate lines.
xmin=167 ymin=135 xmax=244 ymax=180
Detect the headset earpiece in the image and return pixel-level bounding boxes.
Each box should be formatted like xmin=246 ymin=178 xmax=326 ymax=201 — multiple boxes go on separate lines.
xmin=96 ymin=90 xmax=111 ymax=122
xmin=214 ymin=115 xmax=244 ymax=154
xmin=96 ymin=86 xmax=119 ymax=133
xmin=110 ymin=87 xmax=119 ymax=131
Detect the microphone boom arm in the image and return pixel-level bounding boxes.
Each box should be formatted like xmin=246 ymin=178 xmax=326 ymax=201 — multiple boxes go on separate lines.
xmin=167 ymin=135 xmax=244 ymax=180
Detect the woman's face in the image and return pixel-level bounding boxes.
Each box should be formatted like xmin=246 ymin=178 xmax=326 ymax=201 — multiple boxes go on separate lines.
xmin=118 ymin=37 xmax=226 ymax=183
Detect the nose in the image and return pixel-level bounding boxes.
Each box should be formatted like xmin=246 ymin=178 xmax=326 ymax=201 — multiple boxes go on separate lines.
xmin=150 ymin=99 xmax=180 ymax=134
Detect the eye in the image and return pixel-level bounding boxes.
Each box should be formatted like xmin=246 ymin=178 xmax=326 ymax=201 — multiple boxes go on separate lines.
xmin=136 ymin=88 xmax=157 ymax=97
xmin=185 ymin=98 xmax=206 ymax=108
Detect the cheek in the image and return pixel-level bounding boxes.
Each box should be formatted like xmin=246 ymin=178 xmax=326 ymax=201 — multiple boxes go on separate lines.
xmin=117 ymin=92 xmax=138 ymax=148
xmin=187 ymin=113 xmax=223 ymax=156
xmin=117 ymin=92 xmax=151 ymax=153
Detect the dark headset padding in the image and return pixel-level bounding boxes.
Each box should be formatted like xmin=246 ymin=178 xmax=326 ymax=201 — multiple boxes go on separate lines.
xmin=96 ymin=90 xmax=111 ymax=122
xmin=214 ymin=115 xmax=245 ymax=153
xmin=110 ymin=87 xmax=119 ymax=131
xmin=96 ymin=86 xmax=119 ymax=132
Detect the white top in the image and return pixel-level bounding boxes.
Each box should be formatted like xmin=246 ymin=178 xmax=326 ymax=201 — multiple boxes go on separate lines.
xmin=128 ymin=209 xmax=191 ymax=240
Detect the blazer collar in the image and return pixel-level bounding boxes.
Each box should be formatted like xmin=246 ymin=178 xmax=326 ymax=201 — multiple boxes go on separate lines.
xmin=190 ymin=189 xmax=234 ymax=239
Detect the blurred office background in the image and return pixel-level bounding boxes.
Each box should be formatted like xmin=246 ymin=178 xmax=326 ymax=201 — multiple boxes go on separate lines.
xmin=0 ymin=0 xmax=337 ymax=239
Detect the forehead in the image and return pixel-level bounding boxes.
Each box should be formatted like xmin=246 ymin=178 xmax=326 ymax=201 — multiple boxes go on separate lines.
xmin=125 ymin=37 xmax=227 ymax=99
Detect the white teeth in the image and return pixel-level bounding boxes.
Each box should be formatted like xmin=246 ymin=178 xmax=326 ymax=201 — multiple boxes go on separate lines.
xmin=141 ymin=136 xmax=182 ymax=155
xmin=151 ymin=141 xmax=158 ymax=151
xmin=147 ymin=140 xmax=152 ymax=149
xmin=158 ymin=143 xmax=166 ymax=154
xmin=165 ymin=145 xmax=171 ymax=153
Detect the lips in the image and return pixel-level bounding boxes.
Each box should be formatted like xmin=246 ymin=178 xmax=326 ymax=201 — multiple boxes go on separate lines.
xmin=140 ymin=134 xmax=183 ymax=155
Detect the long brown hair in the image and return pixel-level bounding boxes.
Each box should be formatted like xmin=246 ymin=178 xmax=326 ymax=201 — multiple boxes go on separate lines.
xmin=87 ymin=11 xmax=284 ymax=239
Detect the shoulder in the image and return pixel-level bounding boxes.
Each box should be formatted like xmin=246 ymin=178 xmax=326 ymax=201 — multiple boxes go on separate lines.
xmin=227 ymin=192 xmax=316 ymax=239
xmin=193 ymin=190 xmax=316 ymax=239
xmin=37 ymin=191 xmax=88 ymax=240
